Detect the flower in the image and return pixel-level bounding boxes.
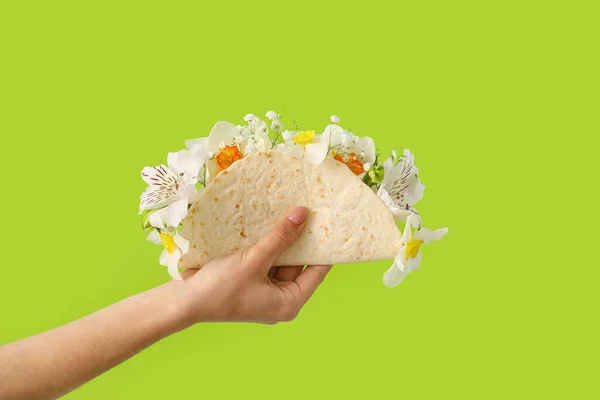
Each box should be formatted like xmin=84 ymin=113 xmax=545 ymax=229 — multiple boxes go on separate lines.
xmin=334 ymin=152 xmax=367 ymax=176
xmin=383 ymin=215 xmax=448 ymax=287
xmin=216 ymin=145 xmax=244 ymax=169
xmin=146 ymin=199 xmax=190 ymax=280
xmin=280 ymin=128 xmax=331 ymax=165
xmin=293 ymin=130 xmax=316 ymax=145
xmin=244 ymin=114 xmax=255 ymax=122
xmin=377 ymin=149 xmax=425 ymax=227
xmin=167 ymin=142 xmax=209 ymax=184
xmin=139 ymin=165 xmax=197 ymax=214
xmin=330 ymin=115 xmax=340 ymax=123
xmin=266 ymin=110 xmax=278 ymax=121
xmin=271 ymin=119 xmax=283 ymax=132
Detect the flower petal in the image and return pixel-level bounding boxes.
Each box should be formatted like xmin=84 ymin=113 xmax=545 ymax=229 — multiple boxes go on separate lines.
xmin=146 ymin=230 xmax=162 ymax=245
xmin=415 ymin=227 xmax=449 ymax=244
xmin=305 ymin=142 xmax=329 ymax=165
xmin=167 ymin=249 xmax=183 ymax=280
xmin=207 ymin=121 xmax=240 ymax=153
xmin=149 ymin=198 xmax=189 ymax=229
xmin=406 ymin=252 xmax=422 ymax=273
xmin=383 ymin=261 xmax=407 ymax=288
xmin=173 ymin=234 xmax=190 ymax=255
xmin=159 ymin=248 xmax=171 ymax=267
xmin=184 ymin=137 xmax=208 ymax=150
xmin=139 ymin=165 xmax=185 ymax=214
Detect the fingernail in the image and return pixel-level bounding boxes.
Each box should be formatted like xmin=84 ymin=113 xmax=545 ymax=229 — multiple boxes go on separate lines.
xmin=287 ymin=207 xmax=308 ymax=225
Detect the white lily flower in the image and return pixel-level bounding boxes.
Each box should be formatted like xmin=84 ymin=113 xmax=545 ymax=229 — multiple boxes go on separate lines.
xmin=377 ymin=149 xmax=425 ymax=227
xmin=146 ymin=198 xmax=190 ymax=280
xmin=139 ymin=165 xmax=197 ymax=214
xmin=384 ymin=215 xmax=448 ymax=287
xmin=330 ymin=115 xmax=340 ymax=123
xmin=280 ymin=129 xmax=331 ymax=165
xmin=266 ymin=110 xmax=278 ymax=121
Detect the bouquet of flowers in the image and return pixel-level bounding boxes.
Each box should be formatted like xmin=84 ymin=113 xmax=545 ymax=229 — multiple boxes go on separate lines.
xmin=139 ymin=112 xmax=448 ymax=287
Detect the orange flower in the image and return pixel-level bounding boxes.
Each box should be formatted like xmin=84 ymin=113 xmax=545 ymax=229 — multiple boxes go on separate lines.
xmin=216 ymin=145 xmax=243 ymax=170
xmin=334 ymin=152 xmax=366 ymax=176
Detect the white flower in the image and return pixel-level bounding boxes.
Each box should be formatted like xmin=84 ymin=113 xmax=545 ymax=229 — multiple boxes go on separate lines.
xmin=377 ymin=149 xmax=425 ymax=227
xmin=146 ymin=199 xmax=190 ymax=281
xmin=329 ymin=129 xmax=376 ymax=167
xmin=271 ymin=119 xmax=283 ymax=132
xmin=139 ymin=165 xmax=197 ymax=214
xmin=383 ymin=215 xmax=448 ymax=287
xmin=266 ymin=110 xmax=278 ymax=121
xmin=280 ymin=129 xmax=331 ymax=165
xmin=330 ymin=115 xmax=340 ymax=123
xmin=167 ymin=142 xmax=209 ymax=184
xmin=243 ymin=114 xmax=255 ymax=122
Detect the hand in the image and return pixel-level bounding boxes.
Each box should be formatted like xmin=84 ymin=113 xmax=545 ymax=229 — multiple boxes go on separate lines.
xmin=176 ymin=207 xmax=332 ymax=325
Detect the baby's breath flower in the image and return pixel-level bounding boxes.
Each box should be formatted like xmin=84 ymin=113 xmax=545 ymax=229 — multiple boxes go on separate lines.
xmin=330 ymin=115 xmax=340 ymax=123
xmin=266 ymin=110 xmax=278 ymax=121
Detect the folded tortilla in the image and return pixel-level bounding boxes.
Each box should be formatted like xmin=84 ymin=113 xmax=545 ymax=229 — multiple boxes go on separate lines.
xmin=179 ymin=151 xmax=402 ymax=268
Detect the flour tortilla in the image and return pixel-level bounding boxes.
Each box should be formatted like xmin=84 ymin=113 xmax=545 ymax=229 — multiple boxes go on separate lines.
xmin=179 ymin=151 xmax=402 ymax=268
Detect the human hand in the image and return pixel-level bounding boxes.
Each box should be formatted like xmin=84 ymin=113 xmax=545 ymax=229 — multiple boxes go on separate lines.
xmin=175 ymin=207 xmax=332 ymax=325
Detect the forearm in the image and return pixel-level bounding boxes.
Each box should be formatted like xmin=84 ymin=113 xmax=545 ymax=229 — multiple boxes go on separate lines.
xmin=0 ymin=280 xmax=192 ymax=400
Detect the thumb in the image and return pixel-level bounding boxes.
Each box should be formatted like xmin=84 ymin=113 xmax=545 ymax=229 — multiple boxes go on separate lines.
xmin=247 ymin=207 xmax=308 ymax=269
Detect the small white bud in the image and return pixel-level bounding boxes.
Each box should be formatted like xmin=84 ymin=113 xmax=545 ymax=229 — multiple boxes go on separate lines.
xmin=330 ymin=115 xmax=340 ymax=123
xmin=266 ymin=110 xmax=278 ymax=121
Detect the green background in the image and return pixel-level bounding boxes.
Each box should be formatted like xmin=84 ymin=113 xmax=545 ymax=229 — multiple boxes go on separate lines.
xmin=1 ymin=1 xmax=598 ymax=398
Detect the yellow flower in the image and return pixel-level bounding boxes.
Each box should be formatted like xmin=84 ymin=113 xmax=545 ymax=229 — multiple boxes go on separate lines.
xmin=293 ymin=130 xmax=316 ymax=146
xmin=404 ymin=238 xmax=424 ymax=261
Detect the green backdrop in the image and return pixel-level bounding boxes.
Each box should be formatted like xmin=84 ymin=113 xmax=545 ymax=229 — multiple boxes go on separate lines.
xmin=1 ymin=1 xmax=598 ymax=398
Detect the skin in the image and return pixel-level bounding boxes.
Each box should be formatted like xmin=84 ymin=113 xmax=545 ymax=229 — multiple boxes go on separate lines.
xmin=0 ymin=207 xmax=332 ymax=400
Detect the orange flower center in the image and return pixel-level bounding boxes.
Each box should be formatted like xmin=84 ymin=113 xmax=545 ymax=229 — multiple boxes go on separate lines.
xmin=334 ymin=152 xmax=366 ymax=176
xmin=216 ymin=145 xmax=243 ymax=170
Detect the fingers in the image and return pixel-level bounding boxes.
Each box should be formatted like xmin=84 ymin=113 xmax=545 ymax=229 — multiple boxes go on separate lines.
xmin=246 ymin=207 xmax=308 ymax=270
xmin=275 ymin=265 xmax=304 ymax=281
xmin=294 ymin=265 xmax=332 ymax=304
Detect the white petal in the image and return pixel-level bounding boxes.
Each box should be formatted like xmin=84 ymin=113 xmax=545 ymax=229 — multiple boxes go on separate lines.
xmin=146 ymin=230 xmax=162 ymax=245
xmin=165 ymin=198 xmax=189 ymax=228
xmin=167 ymin=148 xmax=205 ymax=184
xmin=184 ymin=137 xmax=208 ymax=150
xmin=330 ymin=115 xmax=340 ymax=123
xmin=406 ymin=253 xmax=422 ymax=273
xmin=159 ymin=248 xmax=171 ymax=267
xmin=383 ymin=261 xmax=407 ymax=288
xmin=167 ymin=249 xmax=183 ymax=280
xmin=401 ymin=218 xmax=413 ymax=243
xmin=394 ymin=208 xmax=423 ymax=228
xmin=415 ymin=227 xmax=449 ymax=244
xmin=323 ymin=124 xmax=343 ymax=136
xmin=305 ymin=142 xmax=329 ymax=165
xmin=173 ymin=234 xmax=190 ymax=255
xmin=282 ymin=130 xmax=296 ymax=142
xmin=356 ymin=136 xmax=376 ymax=165
xmin=139 ymin=165 xmax=185 ymax=214
xmin=243 ymin=114 xmax=255 ymax=122
xmin=266 ymin=110 xmax=278 ymax=121
xmin=377 ymin=188 xmax=403 ymax=215
xmin=208 ymin=121 xmax=240 ymax=153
